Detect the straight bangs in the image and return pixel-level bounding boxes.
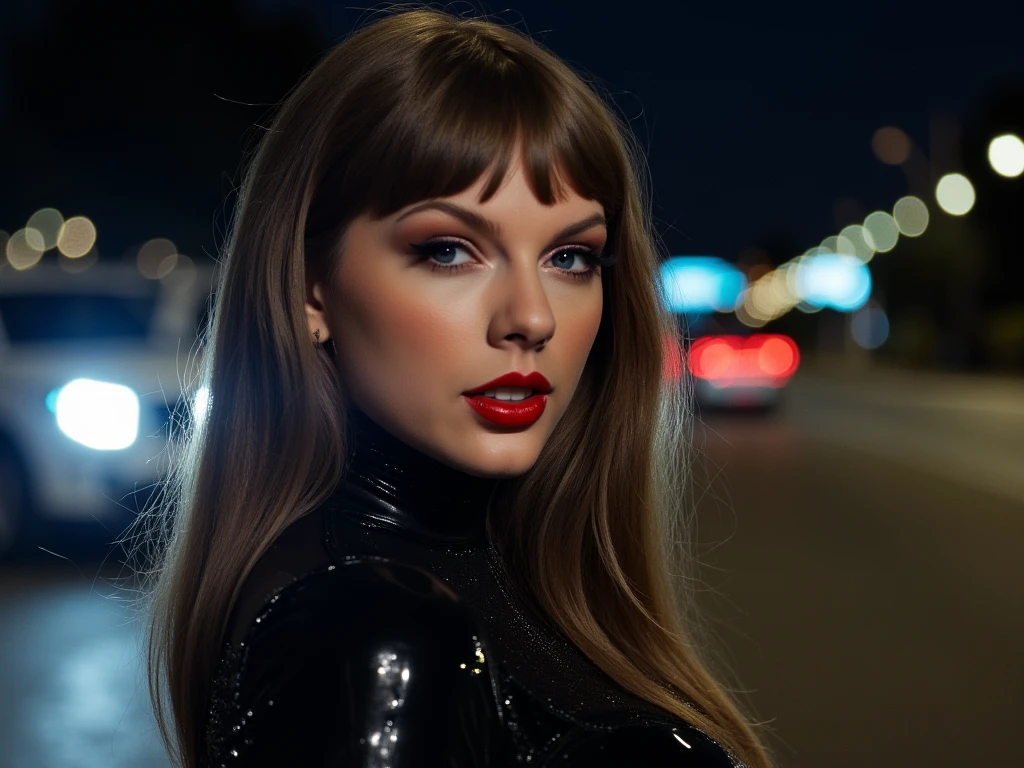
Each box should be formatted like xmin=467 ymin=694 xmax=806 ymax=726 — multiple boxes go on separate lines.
xmin=305 ymin=21 xmax=627 ymax=256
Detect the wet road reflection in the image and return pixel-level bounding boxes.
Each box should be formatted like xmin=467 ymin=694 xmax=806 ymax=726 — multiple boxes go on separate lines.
xmin=0 ymin=569 xmax=168 ymax=768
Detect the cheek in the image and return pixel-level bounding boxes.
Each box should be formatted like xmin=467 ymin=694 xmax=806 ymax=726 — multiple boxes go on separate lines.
xmin=332 ymin=271 xmax=470 ymax=397
xmin=560 ymin=288 xmax=603 ymax=365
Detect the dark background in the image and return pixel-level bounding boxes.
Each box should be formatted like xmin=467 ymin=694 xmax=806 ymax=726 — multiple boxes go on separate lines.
xmin=2 ymin=0 xmax=1023 ymax=369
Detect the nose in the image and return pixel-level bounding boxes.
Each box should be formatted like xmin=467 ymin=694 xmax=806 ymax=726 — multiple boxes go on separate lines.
xmin=487 ymin=262 xmax=556 ymax=352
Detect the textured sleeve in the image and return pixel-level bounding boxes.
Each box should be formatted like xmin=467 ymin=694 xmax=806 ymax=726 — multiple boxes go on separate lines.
xmin=208 ymin=559 xmax=503 ymax=767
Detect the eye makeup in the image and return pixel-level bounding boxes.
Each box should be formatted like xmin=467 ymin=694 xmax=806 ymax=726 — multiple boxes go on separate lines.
xmin=410 ymin=237 xmax=613 ymax=282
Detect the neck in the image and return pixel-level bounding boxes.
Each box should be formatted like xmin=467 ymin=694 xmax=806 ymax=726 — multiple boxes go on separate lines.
xmin=326 ymin=406 xmax=498 ymax=546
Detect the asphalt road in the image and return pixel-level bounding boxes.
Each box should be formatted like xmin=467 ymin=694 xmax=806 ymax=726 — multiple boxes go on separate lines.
xmin=692 ymin=365 xmax=1023 ymax=768
xmin=0 ymin=364 xmax=1020 ymax=768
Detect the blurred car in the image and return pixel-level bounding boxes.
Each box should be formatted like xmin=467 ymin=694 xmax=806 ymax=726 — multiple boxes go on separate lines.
xmin=0 ymin=260 xmax=214 ymax=555
xmin=687 ymin=333 xmax=800 ymax=410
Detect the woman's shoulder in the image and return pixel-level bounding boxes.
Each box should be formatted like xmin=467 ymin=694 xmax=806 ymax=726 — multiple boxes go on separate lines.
xmin=223 ymin=505 xmax=470 ymax=643
xmin=240 ymin=556 xmax=474 ymax=653
xmin=209 ymin=541 xmax=501 ymax=766
xmin=225 ymin=501 xmax=480 ymax=654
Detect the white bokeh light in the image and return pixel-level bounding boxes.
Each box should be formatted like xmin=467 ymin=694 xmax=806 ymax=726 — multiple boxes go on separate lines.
xmin=893 ymin=196 xmax=929 ymax=237
xmin=935 ymin=173 xmax=976 ymax=216
xmin=862 ymin=211 xmax=899 ymax=253
xmin=988 ymin=134 xmax=1024 ymax=178
xmin=55 ymin=379 xmax=139 ymax=450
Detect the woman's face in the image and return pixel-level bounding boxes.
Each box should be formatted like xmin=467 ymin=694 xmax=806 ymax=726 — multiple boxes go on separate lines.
xmin=307 ymin=156 xmax=606 ymax=478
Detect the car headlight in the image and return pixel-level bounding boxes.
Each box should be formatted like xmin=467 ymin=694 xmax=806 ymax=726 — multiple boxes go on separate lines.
xmin=51 ymin=378 xmax=140 ymax=450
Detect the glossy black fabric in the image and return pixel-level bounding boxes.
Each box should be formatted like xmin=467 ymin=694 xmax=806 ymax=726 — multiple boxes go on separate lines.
xmin=206 ymin=560 xmax=502 ymax=766
xmin=204 ymin=408 xmax=743 ymax=767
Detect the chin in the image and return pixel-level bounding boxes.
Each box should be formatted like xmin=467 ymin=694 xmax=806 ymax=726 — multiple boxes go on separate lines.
xmin=448 ymin=433 xmax=545 ymax=479
xmin=453 ymin=454 xmax=539 ymax=480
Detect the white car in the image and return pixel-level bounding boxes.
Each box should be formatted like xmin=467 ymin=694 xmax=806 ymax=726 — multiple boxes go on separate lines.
xmin=0 ymin=260 xmax=214 ymax=555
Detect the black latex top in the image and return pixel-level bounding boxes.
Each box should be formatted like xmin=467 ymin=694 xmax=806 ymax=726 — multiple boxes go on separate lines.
xmin=204 ymin=408 xmax=743 ymax=767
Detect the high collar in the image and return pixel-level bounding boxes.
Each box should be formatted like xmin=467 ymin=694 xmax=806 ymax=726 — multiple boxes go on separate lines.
xmin=324 ymin=407 xmax=498 ymax=547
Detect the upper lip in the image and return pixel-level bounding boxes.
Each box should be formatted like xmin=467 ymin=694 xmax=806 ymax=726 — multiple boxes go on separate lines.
xmin=464 ymin=371 xmax=552 ymax=395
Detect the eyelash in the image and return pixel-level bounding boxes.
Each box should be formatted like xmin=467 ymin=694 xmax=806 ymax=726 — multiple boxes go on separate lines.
xmin=410 ymin=238 xmax=612 ymax=282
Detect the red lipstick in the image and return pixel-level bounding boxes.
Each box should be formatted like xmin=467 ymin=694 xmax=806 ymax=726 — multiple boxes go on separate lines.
xmin=463 ymin=372 xmax=552 ymax=428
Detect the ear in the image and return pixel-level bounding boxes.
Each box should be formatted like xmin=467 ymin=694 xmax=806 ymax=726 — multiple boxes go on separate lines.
xmin=305 ymin=281 xmax=332 ymax=342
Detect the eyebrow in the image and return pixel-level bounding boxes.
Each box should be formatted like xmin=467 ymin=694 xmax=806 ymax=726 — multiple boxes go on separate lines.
xmin=395 ymin=201 xmax=607 ymax=244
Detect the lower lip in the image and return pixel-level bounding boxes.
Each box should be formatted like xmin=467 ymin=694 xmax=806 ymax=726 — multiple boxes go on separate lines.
xmin=463 ymin=394 xmax=548 ymax=428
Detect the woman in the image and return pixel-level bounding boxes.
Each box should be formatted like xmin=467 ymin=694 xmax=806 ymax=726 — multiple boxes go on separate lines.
xmin=146 ymin=8 xmax=773 ymax=767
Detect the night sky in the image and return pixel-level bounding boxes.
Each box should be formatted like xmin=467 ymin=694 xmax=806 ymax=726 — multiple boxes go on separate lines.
xmin=1 ymin=0 xmax=1022 ymax=266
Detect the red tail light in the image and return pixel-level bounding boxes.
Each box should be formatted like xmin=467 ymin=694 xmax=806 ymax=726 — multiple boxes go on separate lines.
xmin=685 ymin=334 xmax=800 ymax=384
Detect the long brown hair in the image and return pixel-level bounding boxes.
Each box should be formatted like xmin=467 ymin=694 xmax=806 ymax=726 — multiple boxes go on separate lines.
xmin=145 ymin=8 xmax=773 ymax=767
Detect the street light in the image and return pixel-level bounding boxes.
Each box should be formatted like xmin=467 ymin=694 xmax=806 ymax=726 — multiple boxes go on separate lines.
xmin=862 ymin=211 xmax=899 ymax=252
xmin=987 ymin=134 xmax=1024 ymax=178
xmin=935 ymin=173 xmax=976 ymax=216
xmin=892 ymin=196 xmax=929 ymax=237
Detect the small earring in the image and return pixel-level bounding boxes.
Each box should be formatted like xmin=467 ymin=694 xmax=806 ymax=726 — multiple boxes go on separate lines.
xmin=313 ymin=329 xmax=321 ymax=345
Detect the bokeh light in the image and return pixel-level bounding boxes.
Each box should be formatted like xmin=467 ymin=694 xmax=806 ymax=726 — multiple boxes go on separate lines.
xmin=24 ymin=227 xmax=46 ymax=252
xmin=739 ymin=267 xmax=800 ymax=325
xmin=872 ymin=126 xmax=911 ymax=165
xmin=862 ymin=211 xmax=900 ymax=252
xmin=838 ymin=224 xmax=876 ymax=262
xmin=6 ymin=229 xmax=44 ymax=270
xmin=660 ymin=256 xmax=746 ymax=314
xmin=793 ymin=252 xmax=872 ymax=311
xmin=735 ymin=299 xmax=767 ymax=328
xmin=796 ymin=299 xmax=824 ymax=313
xmin=26 ymin=208 xmax=65 ymax=250
xmin=742 ymin=283 xmax=769 ymax=321
xmin=55 ymin=379 xmax=139 ymax=451
xmin=163 ymin=253 xmax=195 ymax=281
xmin=758 ymin=336 xmax=797 ymax=376
xmin=851 ymin=305 xmax=890 ymax=349
xmin=785 ymin=255 xmax=808 ymax=297
xmin=892 ymin=196 xmax=929 ymax=237
xmin=935 ymin=173 xmax=976 ymax=216
xmin=59 ymin=248 xmax=98 ymax=274
xmin=689 ymin=335 xmax=800 ymax=382
xmin=821 ymin=234 xmax=859 ymax=261
xmin=820 ymin=235 xmax=841 ymax=255
xmin=744 ymin=279 xmax=772 ymax=321
xmin=56 ymin=215 xmax=97 ymax=258
xmin=137 ymin=238 xmax=178 ymax=279
xmin=156 ymin=253 xmax=179 ymax=279
xmin=692 ymin=338 xmax=734 ymax=379
xmin=987 ymin=134 xmax=1024 ymax=178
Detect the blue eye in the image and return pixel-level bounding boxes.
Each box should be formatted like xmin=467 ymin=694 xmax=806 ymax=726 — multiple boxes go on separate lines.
xmin=550 ymin=249 xmax=592 ymax=272
xmin=425 ymin=243 xmax=465 ymax=264
xmin=410 ymin=239 xmax=605 ymax=282
xmin=411 ymin=240 xmax=475 ymax=272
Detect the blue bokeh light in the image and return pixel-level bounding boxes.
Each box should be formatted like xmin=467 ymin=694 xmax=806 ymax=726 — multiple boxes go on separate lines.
xmin=660 ymin=257 xmax=747 ymax=314
xmin=795 ymin=253 xmax=872 ymax=312
xmin=851 ymin=306 xmax=890 ymax=349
